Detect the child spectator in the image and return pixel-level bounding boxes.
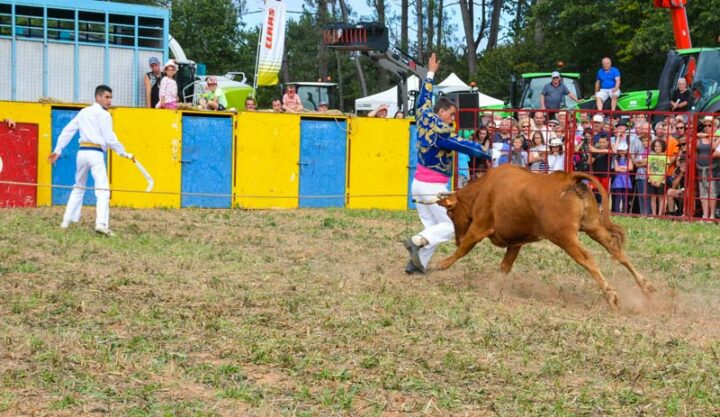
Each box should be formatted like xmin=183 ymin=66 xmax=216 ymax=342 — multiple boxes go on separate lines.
xmin=528 ymin=131 xmax=548 ymax=172
xmin=611 ymin=141 xmax=634 ymax=213
xmin=547 ymin=137 xmax=565 ymax=172
xmin=509 ymin=136 xmax=528 ymax=167
xmin=282 ymin=85 xmax=304 ymax=112
xmin=156 ymin=61 xmax=178 ymax=109
xmin=647 ymin=139 xmax=668 ymax=216
xmin=199 ymin=76 xmax=227 ymax=111
xmin=632 ymin=132 xmax=651 ymax=215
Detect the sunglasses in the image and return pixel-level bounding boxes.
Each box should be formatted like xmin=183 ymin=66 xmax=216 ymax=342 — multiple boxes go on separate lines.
xmin=676 ymin=126 xmax=685 ymax=129
xmin=704 ymin=123 xmax=713 ymax=127
xmin=520 ymin=124 xmax=529 ymax=128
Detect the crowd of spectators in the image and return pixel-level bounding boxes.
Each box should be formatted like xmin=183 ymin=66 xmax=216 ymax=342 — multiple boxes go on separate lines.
xmin=458 ymin=107 xmax=720 ymax=221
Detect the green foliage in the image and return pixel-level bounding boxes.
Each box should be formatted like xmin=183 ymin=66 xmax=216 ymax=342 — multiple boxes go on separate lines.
xmin=170 ymin=0 xmax=243 ymax=74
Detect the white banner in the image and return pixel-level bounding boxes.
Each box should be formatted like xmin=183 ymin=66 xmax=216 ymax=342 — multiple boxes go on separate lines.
xmin=256 ymin=0 xmax=287 ymax=86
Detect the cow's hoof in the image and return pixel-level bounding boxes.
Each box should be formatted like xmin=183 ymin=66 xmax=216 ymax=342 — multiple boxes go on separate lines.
xmin=436 ymin=258 xmax=454 ymax=270
xmin=605 ymin=289 xmax=620 ymax=309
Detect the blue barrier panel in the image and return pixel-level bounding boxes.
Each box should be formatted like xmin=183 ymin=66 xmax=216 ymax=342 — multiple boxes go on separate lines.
xmin=407 ymin=123 xmax=417 ymax=210
xmin=51 ymin=108 xmax=104 ymax=206
xmin=299 ymin=119 xmax=347 ymax=208
xmin=180 ymin=115 xmax=233 ymax=208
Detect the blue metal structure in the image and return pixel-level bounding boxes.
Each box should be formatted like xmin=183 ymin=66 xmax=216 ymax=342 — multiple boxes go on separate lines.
xmin=298 ymin=119 xmax=347 ymax=208
xmin=51 ymin=108 xmax=104 ymax=206
xmin=0 ymin=0 xmax=169 ymax=106
xmin=180 ymin=115 xmax=233 ymax=209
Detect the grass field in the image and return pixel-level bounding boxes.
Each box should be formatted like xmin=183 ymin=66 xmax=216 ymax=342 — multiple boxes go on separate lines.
xmin=1 ymin=207 xmax=720 ymax=416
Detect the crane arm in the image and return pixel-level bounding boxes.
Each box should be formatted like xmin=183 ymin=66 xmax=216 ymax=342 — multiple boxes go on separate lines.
xmin=653 ymin=0 xmax=692 ymax=49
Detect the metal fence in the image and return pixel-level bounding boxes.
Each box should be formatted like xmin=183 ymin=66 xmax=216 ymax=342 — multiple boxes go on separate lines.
xmin=456 ymin=107 xmax=720 ymax=223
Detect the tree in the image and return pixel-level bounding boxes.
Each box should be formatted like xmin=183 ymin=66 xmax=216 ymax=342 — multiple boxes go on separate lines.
xmin=170 ymin=0 xmax=242 ymax=74
xmin=486 ymin=0 xmax=503 ymax=50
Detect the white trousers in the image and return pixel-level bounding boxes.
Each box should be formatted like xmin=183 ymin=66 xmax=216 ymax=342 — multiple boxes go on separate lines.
xmin=411 ymin=179 xmax=455 ymax=268
xmin=62 ymin=150 xmax=110 ymax=228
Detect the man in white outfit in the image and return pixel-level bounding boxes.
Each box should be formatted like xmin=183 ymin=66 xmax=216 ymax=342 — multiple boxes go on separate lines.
xmin=404 ymin=54 xmax=491 ymax=274
xmin=48 ymin=85 xmax=134 ymax=236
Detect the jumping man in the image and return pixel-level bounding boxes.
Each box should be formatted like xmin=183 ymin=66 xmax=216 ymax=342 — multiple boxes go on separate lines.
xmin=404 ymin=53 xmax=492 ymax=274
xmin=48 ymin=85 xmax=134 ymax=236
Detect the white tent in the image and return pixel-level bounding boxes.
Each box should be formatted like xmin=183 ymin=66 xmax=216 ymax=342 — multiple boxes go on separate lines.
xmin=354 ymin=73 xmax=503 ymax=116
xmin=354 ymin=75 xmax=420 ymax=117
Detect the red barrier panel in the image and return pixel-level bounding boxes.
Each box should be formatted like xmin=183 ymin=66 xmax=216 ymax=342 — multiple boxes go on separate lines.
xmin=0 ymin=123 xmax=39 ymax=207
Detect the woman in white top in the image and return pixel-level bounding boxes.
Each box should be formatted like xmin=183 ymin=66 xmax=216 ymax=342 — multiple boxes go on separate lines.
xmin=156 ymin=61 xmax=178 ymax=109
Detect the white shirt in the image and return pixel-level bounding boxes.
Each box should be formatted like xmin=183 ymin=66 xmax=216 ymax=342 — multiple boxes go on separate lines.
xmin=547 ymin=153 xmax=565 ymax=171
xmin=54 ymin=103 xmax=128 ymax=157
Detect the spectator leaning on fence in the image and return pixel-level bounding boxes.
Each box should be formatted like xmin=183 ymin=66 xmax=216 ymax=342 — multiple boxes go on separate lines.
xmin=647 ymin=139 xmax=668 ymax=216
xmin=245 ymin=97 xmax=257 ymax=111
xmin=271 ymin=98 xmax=283 ymax=112
xmin=632 ymin=124 xmax=652 ymax=215
xmin=611 ymin=141 xmax=633 ymax=213
xmin=695 ymin=116 xmax=720 ymax=220
xmin=199 ymin=77 xmax=227 ymax=111
xmin=156 ymin=61 xmax=178 ymax=109
xmin=595 ymin=57 xmax=621 ymax=111
xmin=282 ymin=85 xmax=304 ymax=113
xmin=666 ymin=156 xmax=687 ymax=216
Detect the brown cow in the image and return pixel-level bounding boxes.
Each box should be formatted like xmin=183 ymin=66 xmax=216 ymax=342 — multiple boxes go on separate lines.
xmin=436 ymin=164 xmax=655 ymax=308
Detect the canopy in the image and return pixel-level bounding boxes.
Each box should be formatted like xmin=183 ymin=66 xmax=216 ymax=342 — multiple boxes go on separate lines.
xmin=354 ymin=73 xmax=502 ymax=116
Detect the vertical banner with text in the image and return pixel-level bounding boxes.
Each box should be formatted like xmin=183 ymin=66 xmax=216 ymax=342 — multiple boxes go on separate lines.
xmin=255 ymin=0 xmax=287 ymax=86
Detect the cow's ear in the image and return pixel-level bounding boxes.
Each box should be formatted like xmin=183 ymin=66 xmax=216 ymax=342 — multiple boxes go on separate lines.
xmin=439 ymin=195 xmax=457 ymax=209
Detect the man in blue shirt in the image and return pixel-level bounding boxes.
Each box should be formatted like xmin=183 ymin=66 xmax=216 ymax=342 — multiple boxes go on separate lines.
xmin=595 ymin=57 xmax=621 ymax=111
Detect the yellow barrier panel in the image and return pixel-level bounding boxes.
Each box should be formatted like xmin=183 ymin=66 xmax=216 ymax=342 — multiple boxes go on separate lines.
xmin=347 ymin=117 xmax=410 ymax=210
xmin=234 ymin=112 xmax=300 ymax=209
xmin=109 ymin=108 xmax=181 ymax=208
xmin=0 ymin=101 xmax=52 ymax=206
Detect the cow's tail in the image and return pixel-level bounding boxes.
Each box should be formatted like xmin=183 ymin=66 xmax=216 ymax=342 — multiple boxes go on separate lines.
xmin=570 ymin=172 xmax=626 ymax=250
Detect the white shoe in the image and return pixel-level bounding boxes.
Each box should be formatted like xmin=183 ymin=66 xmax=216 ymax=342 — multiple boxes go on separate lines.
xmin=60 ymin=221 xmax=70 ymax=229
xmin=95 ymin=226 xmax=115 ymax=237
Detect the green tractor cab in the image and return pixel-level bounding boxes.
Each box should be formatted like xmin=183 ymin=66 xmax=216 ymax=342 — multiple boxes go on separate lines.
xmin=510 ymin=72 xmax=583 ymax=110
xmin=658 ymin=48 xmax=720 ymax=113
xmin=284 ymin=82 xmax=339 ymax=111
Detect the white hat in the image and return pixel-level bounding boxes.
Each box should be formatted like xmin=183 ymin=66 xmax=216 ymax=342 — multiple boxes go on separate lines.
xmin=547 ymin=118 xmax=560 ymax=126
xmin=164 ymin=60 xmax=177 ymax=70
xmin=551 ymin=71 xmax=561 ymax=78
xmin=617 ymin=141 xmax=629 ymax=151
xmin=703 ymin=115 xmax=714 ymax=123
xmin=592 ymin=114 xmax=604 ymax=123
xmin=549 ymin=137 xmax=563 ymax=147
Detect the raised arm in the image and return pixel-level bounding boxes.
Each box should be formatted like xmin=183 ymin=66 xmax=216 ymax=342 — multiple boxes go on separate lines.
xmin=416 ymin=53 xmax=440 ymax=119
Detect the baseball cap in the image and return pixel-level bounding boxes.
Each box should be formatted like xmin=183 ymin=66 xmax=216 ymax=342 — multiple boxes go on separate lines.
xmin=549 ymin=137 xmax=563 ymax=147
xmin=206 ymin=76 xmax=218 ymax=85
xmin=615 ymin=119 xmax=628 ymax=127
xmin=551 ymin=71 xmax=561 ymax=78
xmin=319 ymin=101 xmax=329 ymax=107
xmin=148 ymin=57 xmax=160 ymax=66
xmin=547 ymin=118 xmax=560 ymax=126
xmin=592 ymin=114 xmax=604 ymax=123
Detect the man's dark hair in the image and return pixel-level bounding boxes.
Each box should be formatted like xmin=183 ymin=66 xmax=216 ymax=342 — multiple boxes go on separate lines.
xmin=271 ymin=97 xmax=282 ymax=103
xmin=95 ymin=85 xmax=112 ymax=96
xmin=433 ymin=97 xmax=456 ymax=113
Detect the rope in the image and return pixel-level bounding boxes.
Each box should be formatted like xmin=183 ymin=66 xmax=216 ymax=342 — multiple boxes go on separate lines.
xmin=0 ymin=179 xmax=448 ymax=201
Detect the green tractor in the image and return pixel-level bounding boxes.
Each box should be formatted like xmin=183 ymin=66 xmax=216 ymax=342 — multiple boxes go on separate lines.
xmin=508 ymin=72 xmax=583 ymax=110
xmin=577 ymin=48 xmax=720 ymax=114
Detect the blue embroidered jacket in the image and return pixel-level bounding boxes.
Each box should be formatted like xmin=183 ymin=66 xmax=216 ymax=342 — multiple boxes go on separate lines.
xmin=415 ymin=76 xmax=491 ymax=176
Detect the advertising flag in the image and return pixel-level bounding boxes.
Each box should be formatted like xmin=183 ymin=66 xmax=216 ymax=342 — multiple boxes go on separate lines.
xmin=256 ymin=0 xmax=287 ymax=86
